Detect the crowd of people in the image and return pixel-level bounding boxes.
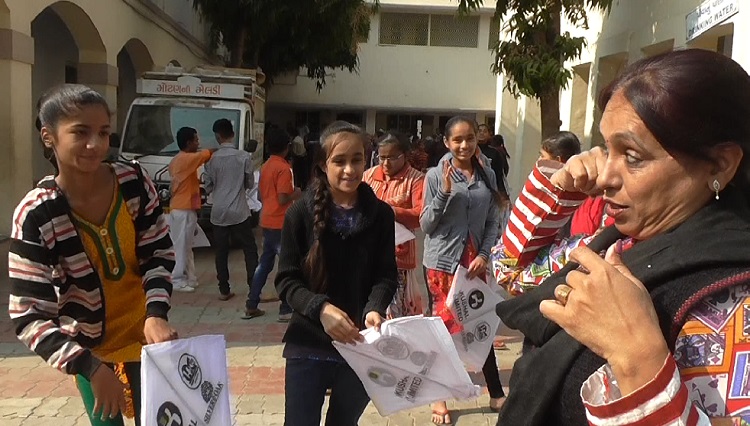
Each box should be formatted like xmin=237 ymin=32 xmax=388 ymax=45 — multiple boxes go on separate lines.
xmin=7 ymin=48 xmax=750 ymax=426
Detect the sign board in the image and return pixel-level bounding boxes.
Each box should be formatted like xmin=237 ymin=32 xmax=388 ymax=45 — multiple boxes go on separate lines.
xmin=137 ymin=76 xmax=246 ymax=100
xmin=686 ymin=0 xmax=739 ymax=41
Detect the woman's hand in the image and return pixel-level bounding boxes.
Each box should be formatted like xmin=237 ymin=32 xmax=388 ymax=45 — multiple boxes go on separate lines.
xmin=90 ymin=364 xmax=127 ymax=421
xmin=320 ymin=302 xmax=362 ymax=344
xmin=549 ymin=146 xmax=607 ymax=195
xmin=364 ymin=311 xmax=384 ymax=332
xmin=539 ymin=244 xmax=669 ymax=394
xmin=442 ymin=161 xmax=452 ymax=194
xmin=466 ymin=256 xmax=488 ymax=280
xmin=143 ymin=317 xmax=178 ymax=344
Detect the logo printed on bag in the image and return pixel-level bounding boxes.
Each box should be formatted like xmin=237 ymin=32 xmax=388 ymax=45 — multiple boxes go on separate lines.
xmin=468 ymin=290 xmax=485 ymax=310
xmin=368 ymin=367 xmax=398 ymax=387
xmin=156 ymin=401 xmax=183 ymax=426
xmin=376 ymin=336 xmax=410 ymax=360
xmin=474 ymin=321 xmax=491 ymax=342
xmin=453 ymin=291 xmax=470 ymax=322
xmin=202 ymin=381 xmax=225 ymax=424
xmin=178 ymin=354 xmax=202 ymax=390
xmin=410 ymin=351 xmax=428 ymax=366
xmin=394 ymin=375 xmax=423 ymax=402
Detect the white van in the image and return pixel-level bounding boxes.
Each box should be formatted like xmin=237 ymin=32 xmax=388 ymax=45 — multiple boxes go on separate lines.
xmin=118 ymin=65 xmax=266 ymax=226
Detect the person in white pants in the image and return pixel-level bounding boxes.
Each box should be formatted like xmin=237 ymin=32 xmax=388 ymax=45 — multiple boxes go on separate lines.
xmin=168 ymin=127 xmax=214 ymax=292
xmin=169 ymin=209 xmax=197 ymax=291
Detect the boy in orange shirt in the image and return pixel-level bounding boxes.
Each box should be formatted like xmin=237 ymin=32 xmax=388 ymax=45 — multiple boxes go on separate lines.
xmin=168 ymin=127 xmax=213 ymax=292
xmin=243 ymin=127 xmax=300 ymax=320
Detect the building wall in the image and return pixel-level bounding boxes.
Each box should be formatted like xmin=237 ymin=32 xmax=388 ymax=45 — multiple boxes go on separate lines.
xmin=497 ymin=0 xmax=750 ymax=197
xmin=268 ymin=1 xmax=499 ymax=134
xmin=0 ymin=0 xmax=215 ymax=234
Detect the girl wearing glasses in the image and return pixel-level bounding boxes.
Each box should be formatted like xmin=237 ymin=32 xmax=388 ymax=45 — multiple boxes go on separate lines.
xmin=363 ymin=130 xmax=426 ymax=318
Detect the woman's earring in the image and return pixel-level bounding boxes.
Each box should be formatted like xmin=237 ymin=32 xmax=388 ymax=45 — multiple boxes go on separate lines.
xmin=713 ymin=179 xmax=721 ymax=200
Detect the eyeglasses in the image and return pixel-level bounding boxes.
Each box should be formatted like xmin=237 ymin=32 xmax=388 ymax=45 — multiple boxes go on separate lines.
xmin=378 ymin=154 xmax=405 ymax=163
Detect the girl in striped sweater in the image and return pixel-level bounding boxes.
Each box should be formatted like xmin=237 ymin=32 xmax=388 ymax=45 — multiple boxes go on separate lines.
xmin=8 ymin=85 xmax=177 ymax=425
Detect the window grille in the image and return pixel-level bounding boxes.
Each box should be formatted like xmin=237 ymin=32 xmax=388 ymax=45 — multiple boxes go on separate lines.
xmin=379 ymin=12 xmax=429 ymax=46
xmin=429 ymin=14 xmax=479 ymax=48
xmin=488 ymin=16 xmax=500 ymax=49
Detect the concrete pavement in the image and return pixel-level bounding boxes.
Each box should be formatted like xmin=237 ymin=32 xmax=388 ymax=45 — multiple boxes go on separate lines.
xmin=0 ymin=233 xmax=521 ymax=425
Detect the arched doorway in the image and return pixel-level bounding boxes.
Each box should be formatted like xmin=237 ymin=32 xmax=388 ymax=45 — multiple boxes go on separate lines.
xmin=30 ymin=1 xmax=106 ymax=181
xmin=117 ymin=39 xmax=154 ymax=134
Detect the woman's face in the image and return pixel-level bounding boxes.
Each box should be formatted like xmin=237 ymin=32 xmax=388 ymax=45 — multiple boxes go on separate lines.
xmin=444 ymin=122 xmax=477 ymax=164
xmin=378 ymin=143 xmax=406 ymax=177
xmin=42 ymin=104 xmax=111 ymax=174
xmin=325 ymin=134 xmax=366 ymax=197
xmin=598 ymin=91 xmax=714 ymax=240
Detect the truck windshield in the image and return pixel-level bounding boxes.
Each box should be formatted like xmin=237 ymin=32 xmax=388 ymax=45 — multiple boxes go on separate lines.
xmin=122 ymin=105 xmax=241 ymax=156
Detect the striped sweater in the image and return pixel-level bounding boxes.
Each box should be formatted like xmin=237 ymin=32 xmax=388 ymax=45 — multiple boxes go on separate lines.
xmin=8 ymin=162 xmax=174 ymax=379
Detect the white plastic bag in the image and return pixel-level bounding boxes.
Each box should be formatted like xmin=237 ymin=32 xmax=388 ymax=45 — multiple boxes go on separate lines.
xmin=446 ymin=266 xmax=504 ymax=371
xmin=245 ymin=170 xmax=262 ymax=212
xmin=333 ymin=316 xmax=481 ymax=416
xmin=394 ymin=222 xmax=416 ymax=246
xmin=140 ymin=335 xmax=231 ymax=426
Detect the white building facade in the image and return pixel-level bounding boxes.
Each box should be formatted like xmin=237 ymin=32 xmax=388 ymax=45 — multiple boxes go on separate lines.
xmin=0 ymin=0 xmax=215 ymax=234
xmin=498 ymin=0 xmax=749 ymax=196
xmin=267 ymin=0 xmax=499 ymax=138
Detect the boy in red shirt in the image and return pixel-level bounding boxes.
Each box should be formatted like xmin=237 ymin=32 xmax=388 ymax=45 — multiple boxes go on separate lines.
xmin=243 ymin=127 xmax=300 ymax=320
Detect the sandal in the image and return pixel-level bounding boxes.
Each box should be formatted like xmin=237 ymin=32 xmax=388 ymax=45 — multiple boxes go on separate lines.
xmin=493 ymin=338 xmax=509 ymax=350
xmin=431 ymin=402 xmax=452 ymax=425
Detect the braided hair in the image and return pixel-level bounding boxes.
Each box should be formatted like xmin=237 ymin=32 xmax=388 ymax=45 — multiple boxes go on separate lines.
xmin=445 ymin=116 xmax=509 ymax=208
xmin=303 ymin=121 xmax=368 ymax=293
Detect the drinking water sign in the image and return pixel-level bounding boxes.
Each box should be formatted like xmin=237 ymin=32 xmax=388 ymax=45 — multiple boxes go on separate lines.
xmin=686 ymin=0 xmax=739 ymax=41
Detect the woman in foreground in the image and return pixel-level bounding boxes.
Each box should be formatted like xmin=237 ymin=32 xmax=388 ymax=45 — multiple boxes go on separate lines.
xmin=496 ymin=49 xmax=750 ymax=425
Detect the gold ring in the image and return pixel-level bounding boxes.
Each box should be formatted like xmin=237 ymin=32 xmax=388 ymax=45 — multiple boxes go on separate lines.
xmin=556 ymin=286 xmax=573 ymax=305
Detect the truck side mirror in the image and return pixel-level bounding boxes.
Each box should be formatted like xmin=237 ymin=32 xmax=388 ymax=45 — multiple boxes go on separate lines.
xmin=109 ymin=133 xmax=121 ymax=148
xmin=245 ymin=139 xmax=259 ymax=153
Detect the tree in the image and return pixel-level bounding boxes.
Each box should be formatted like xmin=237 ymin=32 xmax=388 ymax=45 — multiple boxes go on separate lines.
xmin=458 ymin=0 xmax=612 ymax=138
xmin=192 ymin=0 xmax=374 ymax=89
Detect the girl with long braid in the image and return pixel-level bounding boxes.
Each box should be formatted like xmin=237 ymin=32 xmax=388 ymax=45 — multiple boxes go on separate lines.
xmin=274 ymin=121 xmax=398 ymax=425
xmin=421 ymin=116 xmax=508 ymax=424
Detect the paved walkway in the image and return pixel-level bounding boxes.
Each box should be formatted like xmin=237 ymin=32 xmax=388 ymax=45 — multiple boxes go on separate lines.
xmin=0 ymin=234 xmax=521 ymax=425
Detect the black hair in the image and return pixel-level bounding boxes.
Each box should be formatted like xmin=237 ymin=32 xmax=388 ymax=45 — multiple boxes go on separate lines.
xmin=266 ymin=127 xmax=291 ymax=155
xmin=304 ymin=120 xmax=368 ymax=293
xmin=36 ymin=84 xmax=111 ymax=170
xmin=176 ymin=127 xmax=197 ymax=151
xmin=489 ymin=134 xmax=504 ymax=148
xmin=376 ymin=130 xmax=411 ymax=154
xmin=489 ymin=134 xmax=511 ymax=177
xmin=444 ymin=116 xmax=509 ymax=208
xmin=212 ymin=118 xmax=234 ymax=140
xmin=541 ymin=131 xmax=582 ymax=163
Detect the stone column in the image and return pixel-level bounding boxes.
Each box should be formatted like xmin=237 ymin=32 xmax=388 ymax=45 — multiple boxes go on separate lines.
xmin=0 ymin=28 xmax=35 ymax=234
xmin=365 ymin=108 xmax=377 ymax=134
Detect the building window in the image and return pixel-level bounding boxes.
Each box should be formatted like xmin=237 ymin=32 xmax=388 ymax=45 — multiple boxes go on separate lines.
xmin=337 ymin=112 xmax=364 ymax=125
xmin=430 ymin=14 xmax=479 ymax=48
xmin=295 ymin=111 xmax=321 ymax=134
xmin=385 ymin=114 xmax=431 ymax=136
xmin=488 ymin=16 xmax=500 ymax=49
xmin=65 ymin=64 xmax=78 ymax=84
xmin=379 ymin=12 xmax=481 ymax=48
xmin=379 ymin=13 xmax=429 ymax=46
